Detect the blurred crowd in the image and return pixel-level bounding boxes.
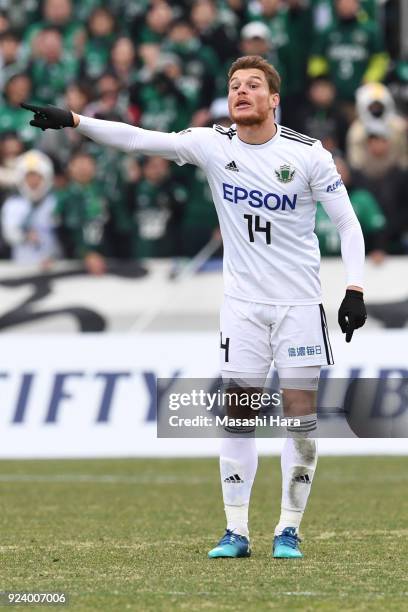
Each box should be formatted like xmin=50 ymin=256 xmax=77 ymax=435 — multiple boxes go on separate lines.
xmin=0 ymin=0 xmax=405 ymax=273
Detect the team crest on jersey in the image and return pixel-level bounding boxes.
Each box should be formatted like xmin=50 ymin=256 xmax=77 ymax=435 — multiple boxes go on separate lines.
xmin=275 ymin=164 xmax=296 ymax=183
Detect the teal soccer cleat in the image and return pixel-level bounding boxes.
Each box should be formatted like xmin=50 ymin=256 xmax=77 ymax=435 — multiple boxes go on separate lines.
xmin=208 ymin=529 xmax=251 ymax=558
xmin=273 ymin=527 xmax=303 ymax=558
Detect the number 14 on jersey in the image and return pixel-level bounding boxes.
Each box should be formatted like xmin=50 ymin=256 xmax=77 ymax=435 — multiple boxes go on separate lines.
xmin=244 ymin=213 xmax=272 ymax=244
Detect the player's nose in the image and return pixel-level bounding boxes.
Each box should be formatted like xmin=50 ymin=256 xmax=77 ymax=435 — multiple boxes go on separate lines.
xmin=236 ymin=83 xmax=249 ymax=94
xmin=236 ymin=88 xmax=249 ymax=101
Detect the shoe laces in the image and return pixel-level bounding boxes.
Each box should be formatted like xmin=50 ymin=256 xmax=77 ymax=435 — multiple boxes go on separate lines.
xmin=277 ymin=527 xmax=302 ymax=548
xmin=219 ymin=529 xmax=245 ymax=545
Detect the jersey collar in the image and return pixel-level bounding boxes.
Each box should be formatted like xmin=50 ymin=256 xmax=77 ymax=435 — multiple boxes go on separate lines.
xmin=235 ymin=123 xmax=281 ymax=149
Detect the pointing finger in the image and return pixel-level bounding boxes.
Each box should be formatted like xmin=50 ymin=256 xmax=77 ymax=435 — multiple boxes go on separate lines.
xmin=20 ymin=103 xmax=41 ymax=113
xmin=345 ymin=327 xmax=354 ymax=342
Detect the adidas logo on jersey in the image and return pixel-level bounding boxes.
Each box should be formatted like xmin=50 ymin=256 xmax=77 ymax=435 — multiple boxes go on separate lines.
xmin=225 ymin=160 xmax=239 ymax=172
xmin=293 ymin=474 xmax=311 ymax=484
xmin=224 ymin=473 xmax=244 ymax=483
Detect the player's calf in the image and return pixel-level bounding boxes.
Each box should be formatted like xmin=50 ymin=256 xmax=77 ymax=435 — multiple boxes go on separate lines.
xmin=274 ymin=367 xmax=320 ymax=557
xmin=217 ymin=374 xmax=265 ymax=551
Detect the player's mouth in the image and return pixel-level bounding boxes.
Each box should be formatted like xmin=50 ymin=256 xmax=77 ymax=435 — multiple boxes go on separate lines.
xmin=235 ymin=99 xmax=251 ymax=109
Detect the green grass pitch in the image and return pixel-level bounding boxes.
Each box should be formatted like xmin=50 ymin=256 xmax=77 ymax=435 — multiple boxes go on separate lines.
xmin=0 ymin=456 xmax=407 ymax=611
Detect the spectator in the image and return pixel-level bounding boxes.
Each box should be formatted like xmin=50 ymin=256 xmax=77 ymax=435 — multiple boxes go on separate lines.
xmin=239 ymin=22 xmax=285 ymax=94
xmin=128 ymin=156 xmax=188 ymax=258
xmin=0 ymin=130 xmax=24 ymax=257
xmin=315 ymin=155 xmax=387 ymax=263
xmin=1 ymin=150 xmax=61 ymax=266
xmin=37 ymin=82 xmax=91 ymax=165
xmin=84 ymin=73 xmax=130 ymax=123
xmin=385 ymin=57 xmax=408 ymax=119
xmin=163 ymin=19 xmax=218 ymax=123
xmin=190 ymin=0 xmax=237 ymax=65
xmin=78 ymin=132 xmax=132 ymax=259
xmin=1 ymin=2 xmax=40 ymax=32
xmin=129 ymin=53 xmax=194 ymax=131
xmin=207 ymin=97 xmax=231 ymax=127
xmin=247 ymin=0 xmax=289 ymax=57
xmin=65 ymin=82 xmax=92 ymax=115
xmin=137 ymin=43 xmax=161 ymax=78
xmin=181 ymin=98 xmax=226 ymax=256
xmin=132 ymin=1 xmax=174 ymax=45
xmin=0 ymin=73 xmax=38 ymax=146
xmin=0 ymin=132 xmax=25 ymax=202
xmin=0 ymin=11 xmax=10 ymax=35
xmin=292 ymin=76 xmax=349 ymax=153
xmin=240 ymin=21 xmax=273 ymax=58
xmin=24 ymin=0 xmax=85 ymax=58
xmin=308 ymin=0 xmax=389 ymax=116
xmin=79 ymin=75 xmax=133 ymax=259
xmin=247 ymin=0 xmax=310 ymax=113
xmin=109 ymin=36 xmax=138 ymax=89
xmin=0 ymin=30 xmax=25 ymax=92
xmin=347 ymin=83 xmax=408 ymax=171
xmin=102 ymin=156 xmax=142 ymax=260
xmin=72 ymin=0 xmax=110 ymax=24
xmin=105 ymin=0 xmax=150 ymax=31
xmin=281 ymin=0 xmax=313 ymax=125
xmin=220 ymin=0 xmax=248 ymax=31
xmin=312 ymin=0 xmax=379 ymax=34
xmin=80 ymin=7 xmax=117 ymax=82
xmin=28 ymin=27 xmax=79 ymax=105
xmin=352 ymin=131 xmax=408 ymax=253
xmin=0 ymin=0 xmax=399 ymax=265
xmin=55 ymin=151 xmax=107 ymax=274
xmin=235 ymin=22 xmax=284 ymax=119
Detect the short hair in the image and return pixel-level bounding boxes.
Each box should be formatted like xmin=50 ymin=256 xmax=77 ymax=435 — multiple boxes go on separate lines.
xmin=0 ymin=29 xmax=20 ymax=42
xmin=228 ymin=55 xmax=281 ymax=94
xmin=69 ymin=149 xmax=95 ymax=163
xmin=41 ymin=26 xmax=63 ymax=38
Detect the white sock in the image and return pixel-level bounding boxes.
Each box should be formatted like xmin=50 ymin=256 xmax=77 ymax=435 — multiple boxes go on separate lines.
xmin=275 ymin=436 xmax=317 ymax=536
xmin=220 ymin=436 xmax=258 ymax=538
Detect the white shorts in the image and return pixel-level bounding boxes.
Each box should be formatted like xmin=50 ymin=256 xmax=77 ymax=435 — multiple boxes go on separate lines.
xmin=220 ymin=296 xmax=333 ymax=377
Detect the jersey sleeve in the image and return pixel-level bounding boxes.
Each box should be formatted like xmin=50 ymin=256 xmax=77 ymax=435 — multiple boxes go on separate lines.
xmin=309 ymin=140 xmax=347 ymax=203
xmin=172 ymin=127 xmax=214 ymax=168
xmin=310 ymin=142 xmax=365 ymax=287
xmin=321 ymin=195 xmax=365 ymax=288
xmin=77 ymin=116 xmax=212 ymax=168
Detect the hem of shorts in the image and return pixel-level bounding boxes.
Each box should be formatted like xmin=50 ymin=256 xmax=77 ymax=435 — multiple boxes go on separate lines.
xmin=221 ymin=367 xmax=271 ymax=374
xmin=275 ymin=359 xmax=334 ymax=368
xmin=224 ymin=291 xmax=322 ymax=306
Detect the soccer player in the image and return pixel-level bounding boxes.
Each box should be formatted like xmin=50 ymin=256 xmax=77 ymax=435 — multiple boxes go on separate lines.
xmin=22 ymin=55 xmax=367 ymax=559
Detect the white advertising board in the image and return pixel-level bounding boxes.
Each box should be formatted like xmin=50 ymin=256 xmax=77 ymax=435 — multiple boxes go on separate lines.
xmin=0 ymin=331 xmax=407 ymax=458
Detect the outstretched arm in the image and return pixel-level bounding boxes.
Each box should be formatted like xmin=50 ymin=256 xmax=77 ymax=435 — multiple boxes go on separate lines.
xmin=74 ymin=113 xmax=179 ymax=159
xmin=21 ymin=104 xmax=208 ymax=165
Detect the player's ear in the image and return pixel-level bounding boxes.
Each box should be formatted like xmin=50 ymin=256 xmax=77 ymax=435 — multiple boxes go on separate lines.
xmin=270 ymin=92 xmax=280 ymax=110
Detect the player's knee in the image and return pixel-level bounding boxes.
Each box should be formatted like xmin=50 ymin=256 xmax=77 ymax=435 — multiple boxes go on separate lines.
xmin=222 ymin=385 xmax=257 ymax=434
xmin=221 ymin=371 xmax=268 ymax=390
xmin=278 ymin=366 xmax=321 ymax=391
xmin=220 ymin=372 xmax=267 ymax=435
xmin=278 ymin=366 xmax=320 ymax=425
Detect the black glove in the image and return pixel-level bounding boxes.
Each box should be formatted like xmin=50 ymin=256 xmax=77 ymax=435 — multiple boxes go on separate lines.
xmin=338 ymin=289 xmax=367 ymax=342
xmin=21 ymin=103 xmax=75 ymax=130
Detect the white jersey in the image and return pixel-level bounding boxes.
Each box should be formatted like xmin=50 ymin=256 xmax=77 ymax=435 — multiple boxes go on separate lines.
xmin=77 ymin=117 xmax=365 ymax=303
xmin=173 ymin=123 xmax=349 ymax=304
